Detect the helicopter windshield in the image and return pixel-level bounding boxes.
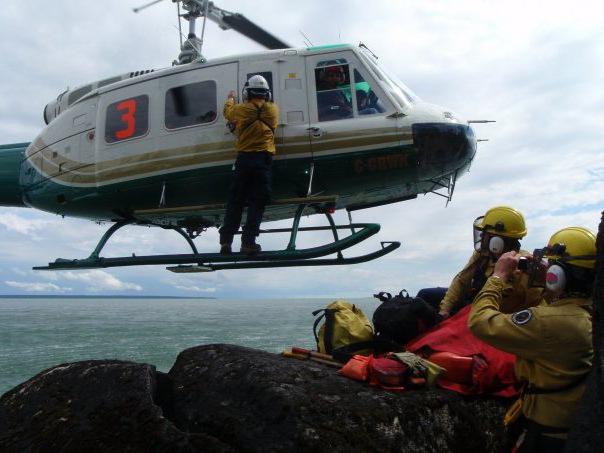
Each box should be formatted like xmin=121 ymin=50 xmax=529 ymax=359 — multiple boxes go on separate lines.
xmin=359 ymin=52 xmax=420 ymax=106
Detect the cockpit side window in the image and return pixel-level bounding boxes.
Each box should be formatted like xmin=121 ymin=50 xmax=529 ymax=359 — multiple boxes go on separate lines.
xmin=314 ymin=60 xmax=353 ymax=122
xmin=353 ymin=69 xmax=386 ymax=115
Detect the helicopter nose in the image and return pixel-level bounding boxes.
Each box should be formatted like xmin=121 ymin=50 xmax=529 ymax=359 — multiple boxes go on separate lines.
xmin=412 ymin=122 xmax=476 ymax=179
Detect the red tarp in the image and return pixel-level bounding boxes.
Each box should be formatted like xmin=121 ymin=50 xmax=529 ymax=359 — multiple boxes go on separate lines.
xmin=406 ymin=305 xmax=520 ymax=397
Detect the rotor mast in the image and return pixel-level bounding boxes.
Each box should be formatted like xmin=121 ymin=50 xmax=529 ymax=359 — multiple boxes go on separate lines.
xmin=133 ymin=0 xmax=291 ymax=65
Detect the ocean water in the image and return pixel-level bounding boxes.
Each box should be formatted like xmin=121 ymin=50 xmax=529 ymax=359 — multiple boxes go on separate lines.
xmin=0 ymin=297 xmax=377 ymax=396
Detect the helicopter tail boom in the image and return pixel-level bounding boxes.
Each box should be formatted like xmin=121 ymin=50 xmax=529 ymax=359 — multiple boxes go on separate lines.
xmin=0 ymin=143 xmax=27 ymax=207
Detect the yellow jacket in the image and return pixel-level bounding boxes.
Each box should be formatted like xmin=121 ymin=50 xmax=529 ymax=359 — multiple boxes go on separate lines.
xmin=223 ymin=98 xmax=278 ymax=153
xmin=440 ymin=250 xmax=543 ymax=314
xmin=469 ymin=276 xmax=593 ymax=429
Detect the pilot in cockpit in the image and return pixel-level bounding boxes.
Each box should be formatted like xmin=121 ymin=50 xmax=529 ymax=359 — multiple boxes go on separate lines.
xmin=356 ymin=90 xmax=378 ymax=115
xmin=316 ymin=66 xmax=353 ymax=121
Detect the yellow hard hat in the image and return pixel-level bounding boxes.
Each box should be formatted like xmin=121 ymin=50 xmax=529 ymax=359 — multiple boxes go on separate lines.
xmin=475 ymin=206 xmax=527 ymax=239
xmin=546 ymin=226 xmax=597 ymax=269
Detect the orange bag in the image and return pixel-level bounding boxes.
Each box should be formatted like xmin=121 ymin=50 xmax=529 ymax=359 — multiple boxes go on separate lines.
xmin=339 ymin=354 xmax=371 ymax=381
xmin=369 ymin=357 xmax=408 ymax=390
xmin=427 ymin=351 xmax=474 ymax=385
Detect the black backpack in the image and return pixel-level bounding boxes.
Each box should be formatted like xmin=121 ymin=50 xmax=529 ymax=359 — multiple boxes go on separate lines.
xmin=372 ymin=290 xmax=440 ymax=345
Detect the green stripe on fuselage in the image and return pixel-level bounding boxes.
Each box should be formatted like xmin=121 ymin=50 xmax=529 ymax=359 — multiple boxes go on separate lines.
xmin=306 ymin=44 xmax=350 ymax=52
xmin=24 ymin=144 xmax=420 ymax=224
xmin=0 ymin=142 xmax=29 ymax=207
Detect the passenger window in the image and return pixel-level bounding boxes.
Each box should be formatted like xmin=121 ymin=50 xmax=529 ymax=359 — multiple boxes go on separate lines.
xmin=353 ymin=69 xmax=386 ymax=115
xmin=105 ymin=95 xmax=149 ymax=143
xmin=315 ymin=60 xmax=353 ymax=122
xmin=165 ymin=81 xmax=217 ymax=129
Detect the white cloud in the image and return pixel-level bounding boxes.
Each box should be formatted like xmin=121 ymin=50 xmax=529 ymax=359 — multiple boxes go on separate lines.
xmin=60 ymin=270 xmax=143 ymax=292
xmin=4 ymin=280 xmax=72 ymax=292
xmin=0 ymin=213 xmax=55 ymax=235
xmin=175 ymin=285 xmax=217 ymax=293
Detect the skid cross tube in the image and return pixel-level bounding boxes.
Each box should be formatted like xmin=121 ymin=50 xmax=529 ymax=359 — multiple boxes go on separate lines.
xmin=286 ymin=204 xmax=307 ymax=251
xmin=88 ymin=220 xmax=131 ymax=260
xmin=87 ymin=221 xmax=199 ymax=260
xmin=168 ymin=226 xmax=199 ymax=254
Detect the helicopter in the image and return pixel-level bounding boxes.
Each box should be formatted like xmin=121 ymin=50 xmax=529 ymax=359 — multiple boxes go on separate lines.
xmin=0 ymin=0 xmax=482 ymax=273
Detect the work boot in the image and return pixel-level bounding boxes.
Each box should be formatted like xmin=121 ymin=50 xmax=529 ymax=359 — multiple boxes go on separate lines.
xmin=220 ymin=244 xmax=232 ymax=255
xmin=240 ymin=242 xmax=261 ymax=256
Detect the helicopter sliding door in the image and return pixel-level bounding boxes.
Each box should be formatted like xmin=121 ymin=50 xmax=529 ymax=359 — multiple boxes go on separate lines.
xmin=155 ymin=62 xmax=238 ymax=207
xmin=239 ymin=56 xmax=312 ymax=199
xmin=305 ymin=51 xmax=403 ymax=206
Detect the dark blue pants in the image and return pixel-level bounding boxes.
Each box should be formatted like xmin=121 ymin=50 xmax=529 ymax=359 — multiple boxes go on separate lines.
xmin=220 ymin=151 xmax=273 ymax=246
xmin=416 ymin=287 xmax=448 ymax=311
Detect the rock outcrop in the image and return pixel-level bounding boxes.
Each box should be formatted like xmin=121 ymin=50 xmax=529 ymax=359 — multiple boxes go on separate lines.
xmin=0 ymin=344 xmax=509 ymax=452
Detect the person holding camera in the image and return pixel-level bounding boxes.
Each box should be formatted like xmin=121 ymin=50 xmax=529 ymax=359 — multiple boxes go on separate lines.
xmin=219 ymin=75 xmax=278 ymax=255
xmin=417 ymin=206 xmax=543 ymax=317
xmin=468 ymin=226 xmax=596 ymax=453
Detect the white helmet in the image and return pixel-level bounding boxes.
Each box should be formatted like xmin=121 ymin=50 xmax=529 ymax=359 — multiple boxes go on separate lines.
xmin=243 ymin=75 xmax=271 ymax=101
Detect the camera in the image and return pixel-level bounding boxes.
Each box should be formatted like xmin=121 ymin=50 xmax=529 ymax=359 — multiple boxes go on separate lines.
xmin=517 ymin=250 xmax=548 ymax=287
xmin=518 ymin=257 xmax=530 ymax=271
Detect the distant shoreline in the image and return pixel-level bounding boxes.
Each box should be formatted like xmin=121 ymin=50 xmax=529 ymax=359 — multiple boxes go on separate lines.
xmin=0 ymin=295 xmax=216 ymax=299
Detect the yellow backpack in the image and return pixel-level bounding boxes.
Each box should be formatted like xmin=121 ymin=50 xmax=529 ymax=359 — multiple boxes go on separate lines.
xmin=313 ymin=300 xmax=374 ymax=356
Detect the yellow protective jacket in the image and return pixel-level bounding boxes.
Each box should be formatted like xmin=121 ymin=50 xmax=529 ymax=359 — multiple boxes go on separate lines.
xmin=223 ymin=98 xmax=278 ymax=153
xmin=440 ymin=250 xmax=543 ymax=314
xmin=468 ymin=276 xmax=593 ymax=430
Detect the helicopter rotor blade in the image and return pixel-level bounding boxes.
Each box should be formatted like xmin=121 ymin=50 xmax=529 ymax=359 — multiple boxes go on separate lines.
xmin=221 ymin=13 xmax=291 ymax=49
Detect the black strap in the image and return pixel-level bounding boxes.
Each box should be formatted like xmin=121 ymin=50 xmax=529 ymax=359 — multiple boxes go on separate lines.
xmin=373 ymin=291 xmax=392 ymax=302
xmin=257 ymin=106 xmax=276 ymax=135
xmin=312 ymin=309 xmax=325 ymax=346
xmin=522 ymin=417 xmax=570 ymax=435
xmin=330 ymin=339 xmax=403 ymax=363
xmin=323 ymin=310 xmax=335 ymax=354
xmin=239 ymin=104 xmax=275 ymax=137
xmin=469 ymin=255 xmax=490 ymax=298
xmin=312 ymin=308 xmax=336 ymax=354
xmin=523 ymin=373 xmax=588 ymax=396
xmin=373 ymin=290 xmax=411 ymax=303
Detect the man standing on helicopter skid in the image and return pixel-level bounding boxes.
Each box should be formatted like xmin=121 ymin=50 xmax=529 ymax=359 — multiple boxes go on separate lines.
xmin=219 ymin=75 xmax=279 ymax=255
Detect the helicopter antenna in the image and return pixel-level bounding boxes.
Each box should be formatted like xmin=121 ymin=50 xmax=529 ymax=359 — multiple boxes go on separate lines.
xmin=133 ymin=0 xmax=165 ymax=13
xmin=299 ymin=30 xmax=313 ymax=47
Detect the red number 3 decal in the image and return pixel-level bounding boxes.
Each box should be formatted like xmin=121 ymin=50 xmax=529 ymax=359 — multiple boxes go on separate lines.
xmin=115 ymin=99 xmax=136 ymax=139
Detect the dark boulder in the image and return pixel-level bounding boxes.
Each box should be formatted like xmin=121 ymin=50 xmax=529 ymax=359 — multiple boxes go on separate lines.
xmin=0 ymin=360 xmax=230 ymax=452
xmin=1 ymin=344 xmax=510 ymax=452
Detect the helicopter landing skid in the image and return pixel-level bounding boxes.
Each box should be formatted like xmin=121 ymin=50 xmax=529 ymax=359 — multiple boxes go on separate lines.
xmin=33 ymin=206 xmax=400 ymax=272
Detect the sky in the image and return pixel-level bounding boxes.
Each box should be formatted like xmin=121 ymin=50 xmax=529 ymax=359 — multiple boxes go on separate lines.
xmin=0 ymin=0 xmax=603 ymax=298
